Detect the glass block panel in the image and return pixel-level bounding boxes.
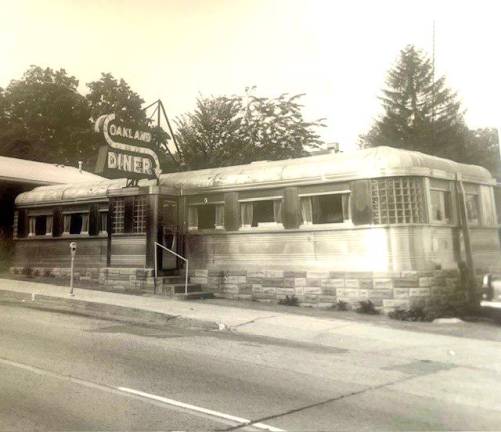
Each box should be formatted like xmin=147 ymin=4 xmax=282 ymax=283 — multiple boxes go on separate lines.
xmin=371 ymin=177 xmax=425 ymax=225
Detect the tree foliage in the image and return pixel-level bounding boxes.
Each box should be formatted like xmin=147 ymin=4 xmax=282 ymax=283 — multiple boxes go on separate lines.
xmin=0 ymin=66 xmax=91 ymax=164
xmin=175 ymin=89 xmax=325 ymax=169
xmin=0 ymin=68 xmax=151 ymax=168
xmin=86 ymin=73 xmax=147 ymax=128
xmin=360 ymin=45 xmax=499 ymax=175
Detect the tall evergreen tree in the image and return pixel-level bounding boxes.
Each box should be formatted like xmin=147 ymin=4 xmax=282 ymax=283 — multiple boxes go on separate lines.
xmin=361 ymin=45 xmax=468 ymax=159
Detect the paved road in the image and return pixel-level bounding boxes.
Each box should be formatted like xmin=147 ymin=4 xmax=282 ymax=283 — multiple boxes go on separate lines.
xmin=1 ymin=303 xmax=501 ymax=431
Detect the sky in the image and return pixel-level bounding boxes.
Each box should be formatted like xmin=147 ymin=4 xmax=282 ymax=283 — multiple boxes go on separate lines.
xmin=0 ymin=0 xmax=500 ymax=152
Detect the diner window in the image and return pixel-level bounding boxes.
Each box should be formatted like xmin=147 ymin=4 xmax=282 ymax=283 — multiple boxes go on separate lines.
xmin=371 ymin=177 xmax=425 ymax=224
xmin=28 ymin=214 xmax=53 ymax=236
xmin=240 ymin=199 xmax=282 ymax=228
xmin=133 ymin=196 xmax=147 ymax=233
xmin=112 ymin=199 xmax=125 ymax=233
xmin=300 ymin=193 xmax=350 ymax=225
xmin=465 ymin=193 xmax=480 ymax=225
xmin=188 ymin=204 xmax=224 ymax=230
xmin=63 ymin=213 xmax=89 ymax=235
xmin=430 ymin=190 xmax=451 ymax=223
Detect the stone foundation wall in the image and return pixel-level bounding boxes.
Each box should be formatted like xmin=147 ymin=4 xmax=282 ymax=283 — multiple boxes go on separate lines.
xmin=9 ymin=266 xmax=156 ymax=293
xmin=190 ymin=268 xmax=465 ymax=312
xmin=9 ymin=264 xmax=467 ymax=313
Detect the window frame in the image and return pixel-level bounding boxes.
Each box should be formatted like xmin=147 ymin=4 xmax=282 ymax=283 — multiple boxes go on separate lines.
xmin=132 ymin=195 xmax=148 ymax=234
xmin=238 ymin=196 xmax=284 ymax=230
xmin=298 ymin=190 xmax=351 ymax=227
xmin=111 ymin=198 xmax=125 ymax=234
xmin=62 ymin=209 xmax=90 ymax=236
xmin=465 ymin=192 xmax=480 ymax=226
xmin=429 ymin=188 xmax=451 ymax=224
xmin=187 ymin=202 xmax=225 ymax=231
xmin=26 ymin=209 xmax=54 ymax=237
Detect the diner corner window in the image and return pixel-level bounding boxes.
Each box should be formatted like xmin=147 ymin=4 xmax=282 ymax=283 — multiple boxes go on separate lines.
xmin=371 ymin=177 xmax=425 ymax=224
xmin=300 ymin=193 xmax=350 ymax=225
xmin=133 ymin=196 xmax=147 ymax=233
xmin=63 ymin=213 xmax=89 ymax=235
xmin=28 ymin=214 xmax=53 ymax=236
xmin=430 ymin=190 xmax=451 ymax=223
xmin=465 ymin=193 xmax=480 ymax=225
xmin=188 ymin=204 xmax=224 ymax=230
xmin=112 ymin=199 xmax=125 ymax=233
xmin=240 ymin=199 xmax=282 ymax=228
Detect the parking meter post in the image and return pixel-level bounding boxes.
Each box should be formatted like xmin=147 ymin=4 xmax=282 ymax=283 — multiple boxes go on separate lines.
xmin=69 ymin=242 xmax=77 ymax=296
xmin=70 ymin=255 xmax=74 ymax=296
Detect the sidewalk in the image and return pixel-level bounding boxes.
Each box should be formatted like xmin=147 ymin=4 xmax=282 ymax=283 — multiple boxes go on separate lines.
xmin=1 ymin=276 xmax=501 ymax=367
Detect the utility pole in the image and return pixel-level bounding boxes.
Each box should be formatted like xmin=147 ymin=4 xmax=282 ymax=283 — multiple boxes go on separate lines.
xmin=432 ymin=20 xmax=436 ymax=124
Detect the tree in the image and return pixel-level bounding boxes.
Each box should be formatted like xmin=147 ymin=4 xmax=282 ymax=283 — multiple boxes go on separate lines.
xmin=0 ymin=68 xmax=159 ymax=169
xmin=465 ymin=128 xmax=500 ymax=177
xmin=175 ymin=89 xmax=325 ymax=169
xmin=360 ymin=45 xmax=467 ymax=159
xmin=86 ymin=73 xmax=148 ymax=128
xmin=0 ymin=66 xmax=92 ymax=165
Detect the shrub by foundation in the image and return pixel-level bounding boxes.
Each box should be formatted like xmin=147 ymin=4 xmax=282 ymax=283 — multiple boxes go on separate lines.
xmin=355 ymin=300 xmax=379 ymax=315
xmin=333 ymin=299 xmax=349 ymax=311
xmin=278 ymin=295 xmax=299 ymax=306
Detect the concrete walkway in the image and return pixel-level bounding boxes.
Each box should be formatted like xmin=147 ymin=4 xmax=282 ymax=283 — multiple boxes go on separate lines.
xmin=0 ymin=277 xmax=500 ymax=367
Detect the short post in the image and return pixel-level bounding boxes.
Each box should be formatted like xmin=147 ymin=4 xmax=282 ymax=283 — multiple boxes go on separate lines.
xmin=69 ymin=242 xmax=77 ymax=296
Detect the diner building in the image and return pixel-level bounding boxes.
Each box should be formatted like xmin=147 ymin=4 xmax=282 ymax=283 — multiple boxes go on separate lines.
xmin=10 ymin=146 xmax=501 ymax=311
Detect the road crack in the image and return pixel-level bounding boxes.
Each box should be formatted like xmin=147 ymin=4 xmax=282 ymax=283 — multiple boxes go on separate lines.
xmin=228 ymin=315 xmax=279 ymax=330
xmin=218 ymin=373 xmax=420 ymax=431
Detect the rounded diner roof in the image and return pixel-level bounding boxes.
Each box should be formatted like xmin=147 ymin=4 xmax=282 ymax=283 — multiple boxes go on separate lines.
xmin=159 ymin=146 xmax=493 ymax=192
xmin=15 ymin=146 xmax=493 ymax=206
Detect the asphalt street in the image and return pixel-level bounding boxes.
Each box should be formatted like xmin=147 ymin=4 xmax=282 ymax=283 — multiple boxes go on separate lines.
xmin=1 ymin=303 xmax=501 ymax=431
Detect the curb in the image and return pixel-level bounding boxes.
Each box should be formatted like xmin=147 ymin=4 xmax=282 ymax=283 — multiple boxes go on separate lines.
xmin=0 ymin=289 xmax=219 ymax=330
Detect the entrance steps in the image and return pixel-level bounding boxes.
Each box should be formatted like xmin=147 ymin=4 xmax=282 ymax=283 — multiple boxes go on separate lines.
xmin=152 ymin=273 xmax=214 ymax=300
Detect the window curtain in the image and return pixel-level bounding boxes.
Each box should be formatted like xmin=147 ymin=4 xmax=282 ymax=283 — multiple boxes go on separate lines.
xmin=215 ymin=205 xmax=224 ymax=228
xmin=273 ymin=200 xmax=282 ymax=224
xmin=63 ymin=215 xmax=71 ymax=234
xmin=81 ymin=213 xmax=89 ymax=234
xmin=300 ymin=197 xmax=313 ymax=225
xmin=100 ymin=212 xmax=108 ymax=233
xmin=188 ymin=206 xmax=198 ymax=229
xmin=480 ymin=186 xmax=496 ymax=226
xmin=342 ymin=194 xmax=350 ymax=221
xmin=28 ymin=217 xmax=36 ymax=236
xmin=45 ymin=216 xmax=53 ymax=235
xmin=311 ymin=196 xmax=321 ymax=224
xmin=466 ymin=194 xmax=479 ymax=225
xmin=240 ymin=203 xmax=253 ymax=227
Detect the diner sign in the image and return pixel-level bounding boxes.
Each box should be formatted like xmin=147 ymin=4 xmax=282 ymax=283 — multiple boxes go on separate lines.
xmin=94 ymin=113 xmax=162 ymax=180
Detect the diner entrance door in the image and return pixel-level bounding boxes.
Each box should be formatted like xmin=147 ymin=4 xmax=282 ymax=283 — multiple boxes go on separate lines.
xmin=158 ymin=197 xmax=179 ymax=271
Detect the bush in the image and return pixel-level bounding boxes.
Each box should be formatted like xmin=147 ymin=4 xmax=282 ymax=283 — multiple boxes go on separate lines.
xmin=21 ymin=267 xmax=33 ymax=277
xmin=389 ymin=298 xmax=475 ymax=322
xmin=355 ymin=300 xmax=379 ymax=315
xmin=389 ymin=306 xmax=427 ymax=321
xmin=334 ymin=299 xmax=349 ymax=311
xmin=278 ymin=295 xmax=299 ymax=306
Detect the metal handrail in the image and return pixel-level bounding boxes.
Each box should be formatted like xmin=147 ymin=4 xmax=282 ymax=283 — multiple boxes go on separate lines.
xmin=154 ymin=242 xmax=189 ymax=296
